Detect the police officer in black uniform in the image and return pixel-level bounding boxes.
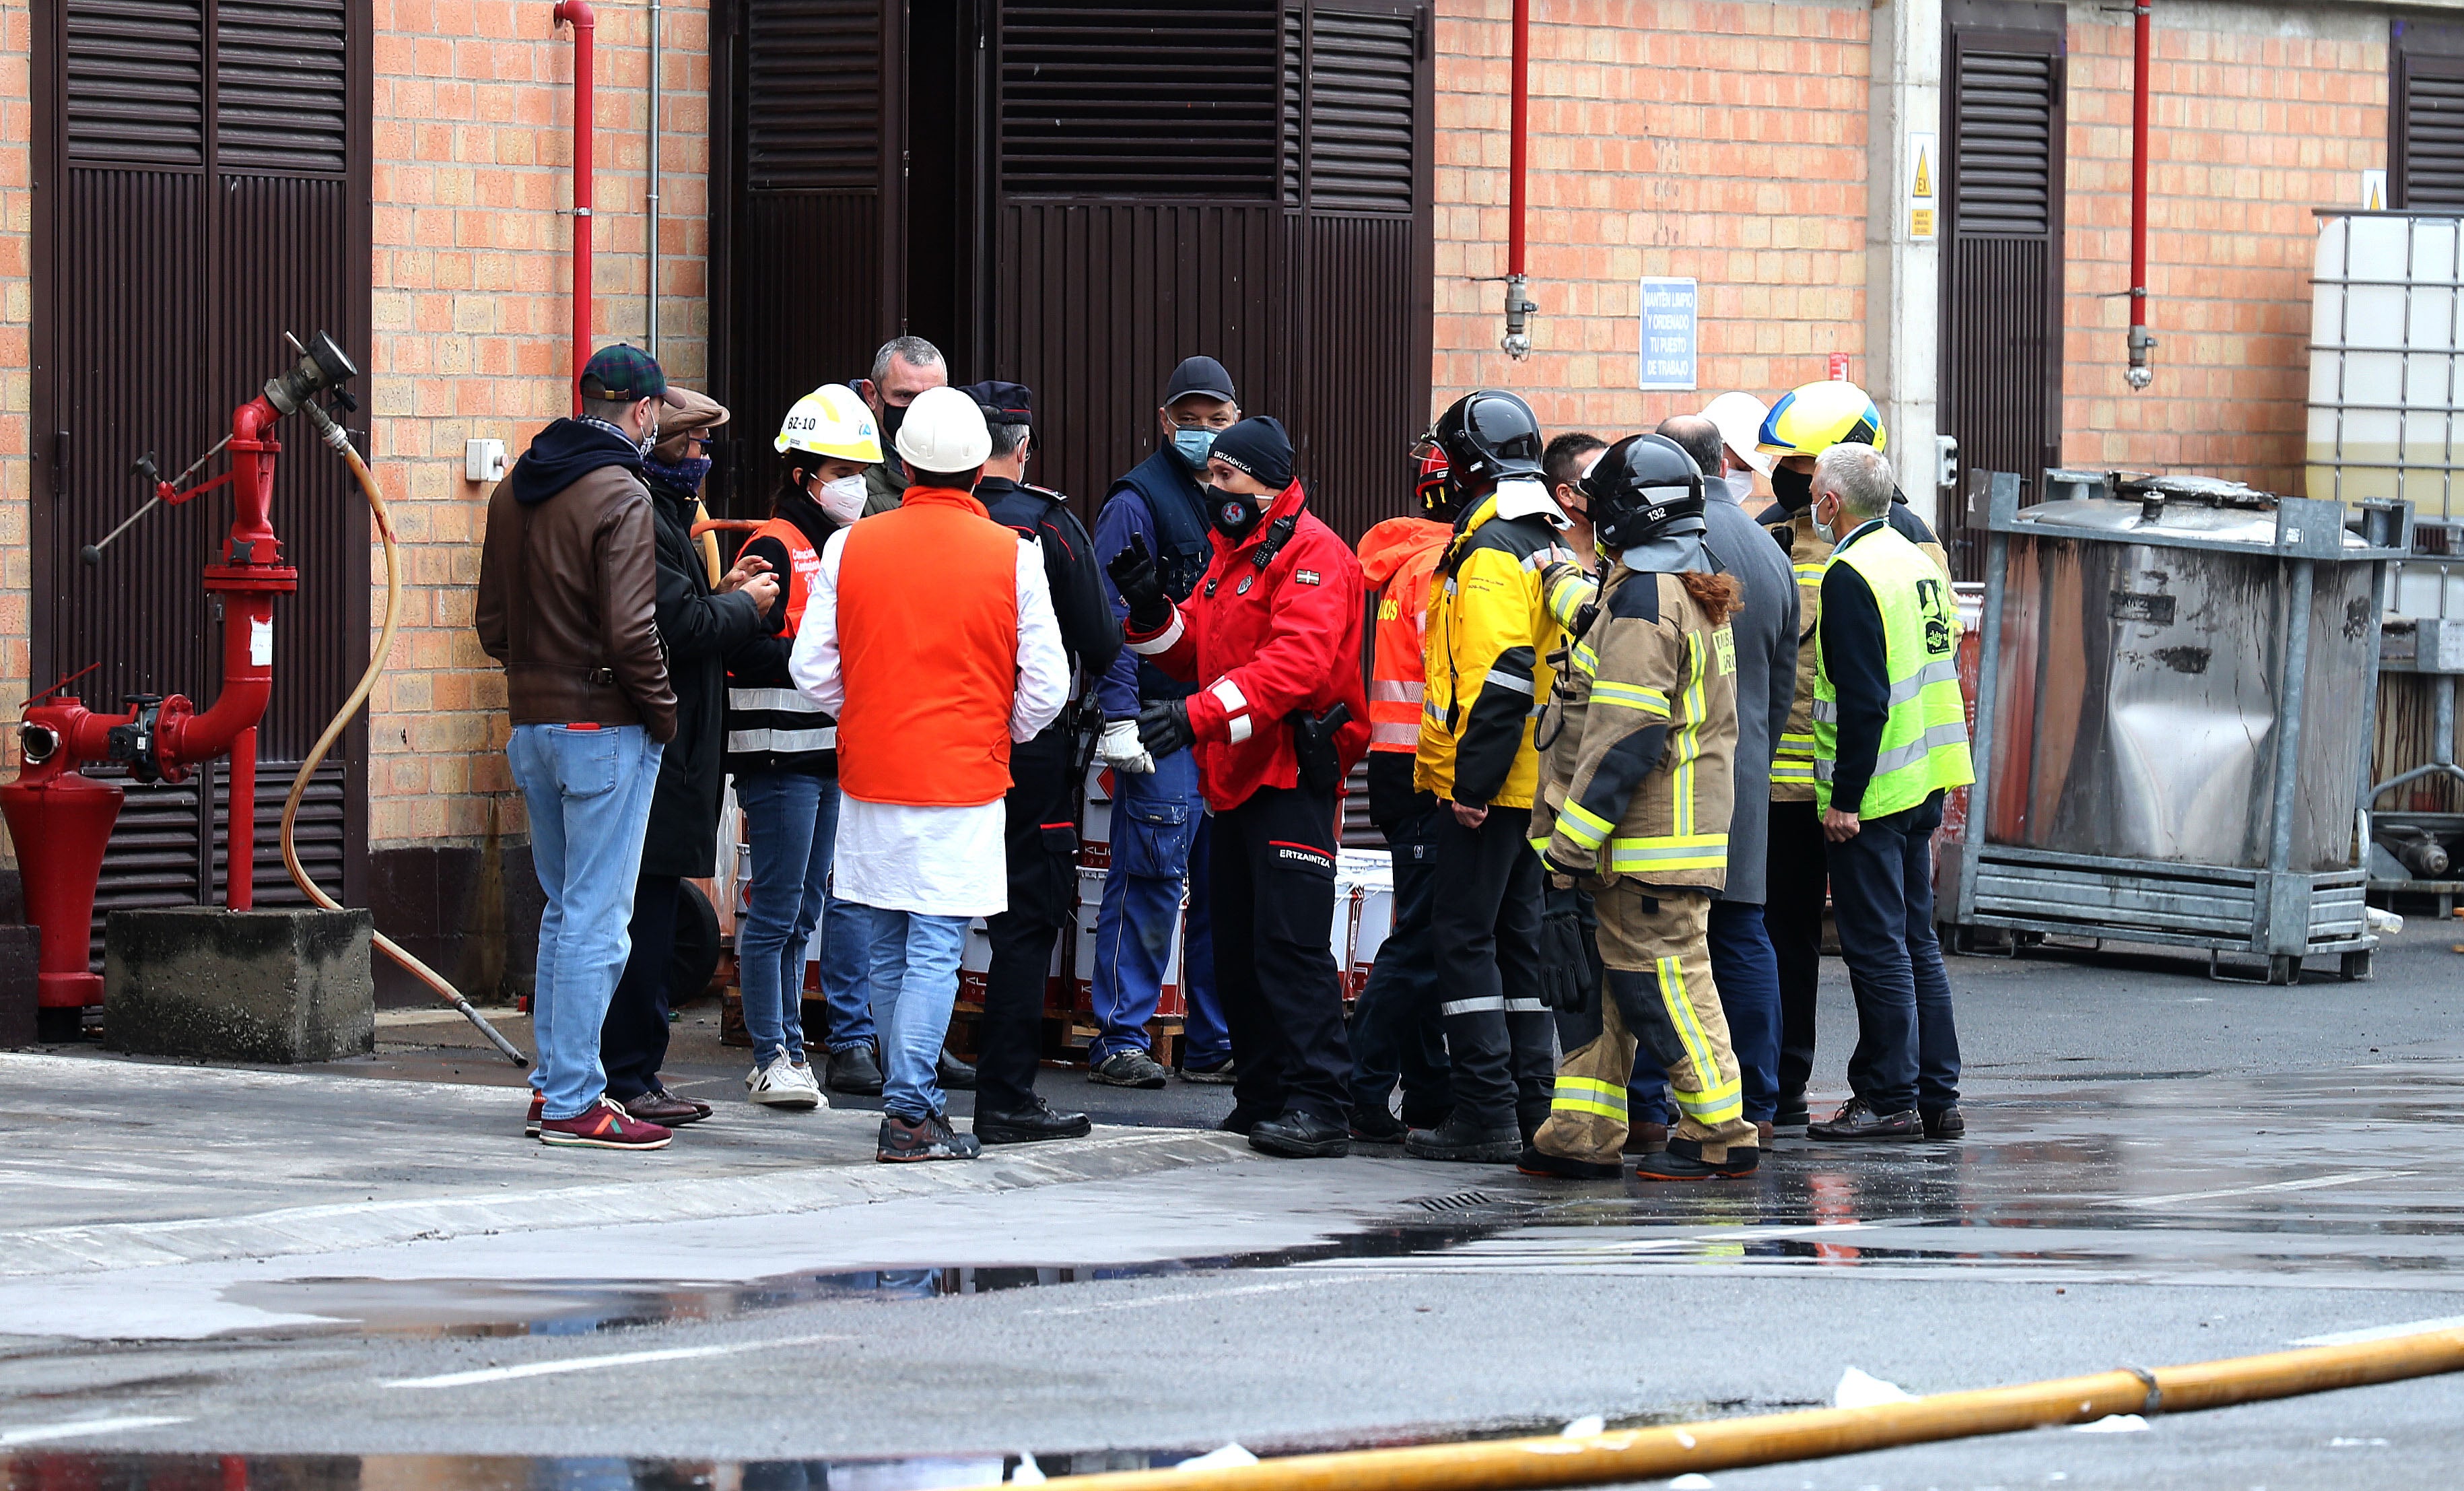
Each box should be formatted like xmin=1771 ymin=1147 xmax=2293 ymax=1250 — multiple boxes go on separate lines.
xmin=959 ymin=381 xmax=1126 ymax=1144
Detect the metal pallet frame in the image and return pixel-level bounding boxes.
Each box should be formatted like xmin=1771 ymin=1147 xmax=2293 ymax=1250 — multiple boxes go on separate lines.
xmin=1948 ymin=473 xmax=2409 ymax=985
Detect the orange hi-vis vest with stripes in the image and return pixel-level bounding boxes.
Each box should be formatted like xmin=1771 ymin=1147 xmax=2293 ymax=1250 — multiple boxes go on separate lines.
xmin=747 ymin=516 xmax=823 ymax=631
xmin=1357 ymin=517 xmax=1453 ymax=754
xmin=833 ymin=486 xmax=1022 ymax=807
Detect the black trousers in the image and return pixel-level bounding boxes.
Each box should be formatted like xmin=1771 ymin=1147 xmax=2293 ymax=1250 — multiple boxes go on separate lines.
xmin=1427 ymin=808 xmax=1554 ymax=1134
xmin=980 ymin=725 xmax=1079 ymax=1115
xmin=603 ymin=873 xmax=681 ymax=1102
xmin=1767 ymin=798 xmax=1828 ymax=1097
xmin=1214 ymin=782 xmax=1353 ymax=1125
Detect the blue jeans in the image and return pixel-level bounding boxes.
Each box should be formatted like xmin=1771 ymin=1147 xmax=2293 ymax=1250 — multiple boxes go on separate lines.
xmin=1092 ymin=748 xmax=1221 ymax=1062
xmin=507 ymin=723 xmax=662 ymax=1120
xmin=1629 ymin=898 xmax=1783 ymax=1126
xmin=1348 ymin=801 xmax=1451 ymax=1117
xmin=736 ymin=770 xmax=874 ymax=1066
xmin=862 ymin=906 xmax=971 ymax=1120
xmin=1830 ymin=791 xmax=1962 ymax=1115
xmin=815 ymin=882 xmax=881 ymax=1051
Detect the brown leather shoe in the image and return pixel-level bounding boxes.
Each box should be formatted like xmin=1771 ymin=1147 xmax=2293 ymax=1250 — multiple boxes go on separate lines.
xmin=624 ymin=1090 xmax=708 ymax=1127
xmin=1622 ymin=1121 xmax=1669 ymax=1156
xmin=1757 ymin=1120 xmax=1775 ymax=1146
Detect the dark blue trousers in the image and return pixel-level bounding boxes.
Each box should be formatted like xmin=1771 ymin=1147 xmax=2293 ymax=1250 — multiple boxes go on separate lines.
xmin=1826 ymin=790 xmax=1961 ymax=1115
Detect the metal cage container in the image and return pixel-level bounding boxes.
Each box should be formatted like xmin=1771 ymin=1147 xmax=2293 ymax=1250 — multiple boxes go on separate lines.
xmin=1944 ymin=471 xmax=2411 ymax=984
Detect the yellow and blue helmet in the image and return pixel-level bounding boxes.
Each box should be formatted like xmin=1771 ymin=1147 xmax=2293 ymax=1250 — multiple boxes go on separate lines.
xmin=1757 ymin=380 xmax=1886 ymax=458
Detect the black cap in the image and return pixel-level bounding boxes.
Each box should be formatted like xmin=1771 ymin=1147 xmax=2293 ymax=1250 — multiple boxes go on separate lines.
xmin=1163 ymin=356 xmax=1237 ymax=407
xmin=958 ymin=379 xmax=1034 ymax=425
xmin=1208 ymin=416 xmax=1293 ymax=489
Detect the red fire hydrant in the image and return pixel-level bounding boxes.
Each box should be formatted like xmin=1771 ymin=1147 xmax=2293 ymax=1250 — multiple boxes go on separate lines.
xmin=2 ymin=335 xmax=357 ymax=1018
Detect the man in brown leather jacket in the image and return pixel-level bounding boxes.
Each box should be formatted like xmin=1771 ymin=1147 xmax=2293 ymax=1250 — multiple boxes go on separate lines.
xmin=476 ymin=343 xmax=681 ymax=1152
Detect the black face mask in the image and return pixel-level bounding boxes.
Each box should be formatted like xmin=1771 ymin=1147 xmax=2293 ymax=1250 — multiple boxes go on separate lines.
xmin=1210 ymin=489 xmax=1265 ymax=539
xmin=880 ymin=399 xmax=909 ymax=449
xmin=1771 ymin=465 xmax=1813 ymax=513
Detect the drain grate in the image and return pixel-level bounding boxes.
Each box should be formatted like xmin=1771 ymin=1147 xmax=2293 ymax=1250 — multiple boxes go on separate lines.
xmin=1414 ymin=1191 xmax=1498 ymax=1213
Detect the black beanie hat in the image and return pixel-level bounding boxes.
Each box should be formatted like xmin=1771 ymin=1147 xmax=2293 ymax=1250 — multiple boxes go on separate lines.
xmin=1207 ymin=415 xmax=1294 ymax=489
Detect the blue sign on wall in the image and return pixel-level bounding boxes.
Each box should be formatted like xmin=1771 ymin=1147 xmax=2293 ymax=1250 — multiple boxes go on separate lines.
xmin=1639 ymin=277 xmax=1699 ymax=392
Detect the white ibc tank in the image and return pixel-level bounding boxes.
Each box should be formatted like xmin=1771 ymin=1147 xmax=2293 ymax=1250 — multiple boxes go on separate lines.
xmin=2308 ymin=210 xmax=2464 ymax=617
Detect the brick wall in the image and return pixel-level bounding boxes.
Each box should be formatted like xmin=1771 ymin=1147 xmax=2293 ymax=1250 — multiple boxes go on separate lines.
xmin=368 ymin=0 xmax=712 ymax=851
xmin=1431 ymin=0 xmax=1874 ymax=438
xmin=2059 ymin=3 xmax=2388 ymax=490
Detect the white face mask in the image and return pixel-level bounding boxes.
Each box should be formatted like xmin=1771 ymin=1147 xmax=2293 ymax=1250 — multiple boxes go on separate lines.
xmin=815 ymin=473 xmax=868 ymax=525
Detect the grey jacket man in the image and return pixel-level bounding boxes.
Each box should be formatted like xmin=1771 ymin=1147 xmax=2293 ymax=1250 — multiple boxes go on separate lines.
xmin=1702 ymin=472 xmax=1797 ymax=904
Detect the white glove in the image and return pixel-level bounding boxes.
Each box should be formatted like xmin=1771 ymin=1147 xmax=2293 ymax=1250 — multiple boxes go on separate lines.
xmin=1098 ymin=717 xmax=1154 ymax=774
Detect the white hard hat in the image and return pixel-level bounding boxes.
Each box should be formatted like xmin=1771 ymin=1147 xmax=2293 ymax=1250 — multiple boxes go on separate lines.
xmin=1700 ymin=391 xmax=1775 ymax=477
xmin=776 ymin=384 xmax=882 ymax=464
xmin=893 ymin=385 xmax=993 ymax=473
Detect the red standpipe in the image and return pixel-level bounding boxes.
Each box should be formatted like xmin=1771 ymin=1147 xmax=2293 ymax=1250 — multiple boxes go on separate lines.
xmin=2126 ymin=1 xmax=2154 ymax=389
xmin=555 ymin=1 xmax=596 ymax=413
xmin=1500 ymin=0 xmax=1536 ymax=358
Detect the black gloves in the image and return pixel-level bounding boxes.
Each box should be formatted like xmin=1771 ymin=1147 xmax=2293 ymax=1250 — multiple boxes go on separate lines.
xmin=1135 ymin=698 xmax=1194 ymax=760
xmin=1536 ymin=884 xmax=1600 ymax=1015
xmin=1107 ymin=534 xmax=1174 ymax=632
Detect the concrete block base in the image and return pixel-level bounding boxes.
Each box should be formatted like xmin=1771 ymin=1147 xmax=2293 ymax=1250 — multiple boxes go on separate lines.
xmin=0 ymin=924 xmax=36 ymax=1048
xmin=104 ymin=908 xmax=374 ymax=1063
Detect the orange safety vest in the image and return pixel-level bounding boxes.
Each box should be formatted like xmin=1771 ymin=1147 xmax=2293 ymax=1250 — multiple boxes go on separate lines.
xmin=744 ymin=515 xmax=825 ymax=633
xmin=1356 ymin=516 xmax=1452 ymax=754
xmin=834 ymin=487 xmax=1022 ymax=807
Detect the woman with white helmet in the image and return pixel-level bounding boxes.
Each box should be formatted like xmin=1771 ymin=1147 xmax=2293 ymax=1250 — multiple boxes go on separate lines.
xmin=723 ymin=385 xmax=885 ymax=1108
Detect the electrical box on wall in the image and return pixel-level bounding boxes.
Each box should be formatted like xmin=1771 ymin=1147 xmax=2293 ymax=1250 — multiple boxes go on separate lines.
xmin=466 ymin=439 xmax=507 ymax=484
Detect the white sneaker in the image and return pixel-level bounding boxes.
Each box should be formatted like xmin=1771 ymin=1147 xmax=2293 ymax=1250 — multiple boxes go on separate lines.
xmin=747 ymin=1054 xmax=825 ymax=1109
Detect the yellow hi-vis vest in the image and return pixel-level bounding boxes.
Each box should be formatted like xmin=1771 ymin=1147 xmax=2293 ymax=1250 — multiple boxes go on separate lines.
xmin=1812 ymin=524 xmax=1973 ymax=819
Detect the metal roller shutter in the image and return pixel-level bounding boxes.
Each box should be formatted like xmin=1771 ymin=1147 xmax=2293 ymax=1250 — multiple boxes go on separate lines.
xmin=2397 ymin=55 xmax=2464 ymax=209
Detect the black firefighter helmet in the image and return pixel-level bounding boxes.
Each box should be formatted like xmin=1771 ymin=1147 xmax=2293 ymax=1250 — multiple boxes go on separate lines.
xmin=1581 ymin=433 xmax=1707 ymax=552
xmin=1423 ymin=389 xmax=1544 ymax=506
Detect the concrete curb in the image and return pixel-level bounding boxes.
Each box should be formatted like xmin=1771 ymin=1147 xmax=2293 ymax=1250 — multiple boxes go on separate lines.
xmin=0 ymin=1052 xmax=1257 ymax=1278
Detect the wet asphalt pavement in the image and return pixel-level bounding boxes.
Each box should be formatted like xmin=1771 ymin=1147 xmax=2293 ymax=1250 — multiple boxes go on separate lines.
xmin=3 ymin=923 xmax=2462 ymax=1489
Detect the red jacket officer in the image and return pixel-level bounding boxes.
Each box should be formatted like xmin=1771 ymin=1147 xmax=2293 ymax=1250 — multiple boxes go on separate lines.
xmin=1110 ymin=415 xmax=1368 ymax=1162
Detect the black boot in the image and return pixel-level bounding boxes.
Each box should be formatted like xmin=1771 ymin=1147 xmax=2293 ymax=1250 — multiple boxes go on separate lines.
xmin=1350 ymin=1106 xmax=1409 ymax=1144
xmin=936 ymin=1049 xmax=978 ymax=1092
xmin=974 ymin=1094 xmax=1093 ymax=1146
xmin=1634 ymin=1136 xmax=1758 ymax=1181
xmin=1404 ymin=1111 xmax=1521 ymax=1162
xmin=825 ymin=1044 xmax=885 ymax=1095
xmin=1249 ymin=1108 xmax=1351 ymax=1158
xmin=1517 ymin=1144 xmax=1622 ymax=1181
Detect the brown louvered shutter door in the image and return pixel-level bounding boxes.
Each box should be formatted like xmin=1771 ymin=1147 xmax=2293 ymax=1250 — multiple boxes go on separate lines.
xmin=2397 ymin=52 xmax=2464 ymax=209
xmin=35 ymin=0 xmax=370 ymax=960
xmin=1286 ymin=1 xmax=1430 ymax=541
xmin=1938 ymin=11 xmax=2065 ymax=581
xmin=716 ymin=0 xmax=900 ymax=514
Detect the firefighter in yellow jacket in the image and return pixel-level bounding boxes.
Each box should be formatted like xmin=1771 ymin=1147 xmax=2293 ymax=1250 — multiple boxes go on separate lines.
xmin=1525 ymin=432 xmax=1758 ymax=1181
xmin=1754 ymin=380 xmax=1949 ymax=1128
xmin=1409 ymin=390 xmax=1577 ymax=1162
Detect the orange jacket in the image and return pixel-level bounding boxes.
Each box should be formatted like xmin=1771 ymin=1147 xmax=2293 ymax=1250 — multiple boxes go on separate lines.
xmin=1357 ymin=516 xmax=1451 ymax=754
xmin=834 ymin=488 xmax=1021 ymax=806
xmin=745 ymin=515 xmax=823 ymax=634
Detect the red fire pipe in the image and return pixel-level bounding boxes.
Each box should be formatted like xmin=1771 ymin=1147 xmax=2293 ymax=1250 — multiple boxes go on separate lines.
xmin=555 ymin=1 xmax=596 ymax=413
xmin=1501 ymin=0 xmax=1536 ymax=358
xmin=2126 ymin=1 xmax=2155 ymax=389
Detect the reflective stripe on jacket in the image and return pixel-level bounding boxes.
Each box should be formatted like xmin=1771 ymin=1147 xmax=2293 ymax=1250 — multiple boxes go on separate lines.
xmin=726 ymin=513 xmax=840 ymax=771
xmin=1531 ymin=566 xmax=1737 ymax=890
xmin=1416 ymin=482 xmax=1573 ymax=809
xmin=1812 ymin=522 xmax=1974 ymax=819
xmin=1357 ymin=516 xmax=1451 ymax=754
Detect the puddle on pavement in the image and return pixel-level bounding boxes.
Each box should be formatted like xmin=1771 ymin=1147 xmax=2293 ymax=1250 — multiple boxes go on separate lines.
xmin=199 ymin=1062 xmax=2464 ymax=1339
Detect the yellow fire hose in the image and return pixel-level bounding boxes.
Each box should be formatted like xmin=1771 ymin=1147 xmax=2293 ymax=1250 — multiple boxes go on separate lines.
xmin=972 ymin=1327 xmax=2464 ymax=1491
xmin=278 ymin=403 xmax=528 ymax=1067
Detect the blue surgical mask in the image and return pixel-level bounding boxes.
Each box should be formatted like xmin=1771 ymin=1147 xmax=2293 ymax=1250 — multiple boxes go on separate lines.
xmin=1171 ymin=427 xmax=1217 ymax=469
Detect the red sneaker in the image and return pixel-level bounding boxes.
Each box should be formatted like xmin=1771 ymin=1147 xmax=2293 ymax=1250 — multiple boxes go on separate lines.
xmin=538 ymin=1096 xmax=673 ymax=1150
xmin=524 ymin=1092 xmax=545 ymax=1138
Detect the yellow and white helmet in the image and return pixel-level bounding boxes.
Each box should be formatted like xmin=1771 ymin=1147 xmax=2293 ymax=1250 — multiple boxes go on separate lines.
xmin=775 ymin=383 xmax=883 ymax=464
xmin=1757 ymin=380 xmax=1887 ymax=458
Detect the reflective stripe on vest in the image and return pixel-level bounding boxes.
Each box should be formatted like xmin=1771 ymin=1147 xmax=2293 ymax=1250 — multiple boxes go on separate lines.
xmin=1811 ymin=525 xmax=1975 ymax=819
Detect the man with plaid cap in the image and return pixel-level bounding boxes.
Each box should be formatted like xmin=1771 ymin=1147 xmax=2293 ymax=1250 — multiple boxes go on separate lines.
xmin=478 ymin=343 xmax=684 ymax=1152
